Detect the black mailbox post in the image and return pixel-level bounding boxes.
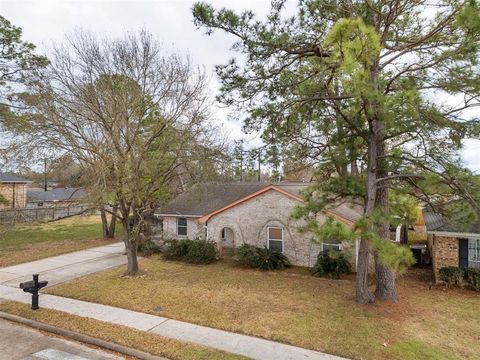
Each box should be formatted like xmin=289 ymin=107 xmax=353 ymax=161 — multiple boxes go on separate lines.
xmin=19 ymin=274 xmax=48 ymax=310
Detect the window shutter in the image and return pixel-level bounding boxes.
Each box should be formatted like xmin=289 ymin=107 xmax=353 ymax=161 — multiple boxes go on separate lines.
xmin=459 ymin=238 xmax=469 ymax=268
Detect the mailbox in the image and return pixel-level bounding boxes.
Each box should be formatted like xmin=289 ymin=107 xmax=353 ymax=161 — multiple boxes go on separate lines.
xmin=19 ymin=274 xmax=48 ymax=310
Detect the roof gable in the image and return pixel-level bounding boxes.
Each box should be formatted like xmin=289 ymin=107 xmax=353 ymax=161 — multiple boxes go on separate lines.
xmin=198 ymin=185 xmax=304 ymax=223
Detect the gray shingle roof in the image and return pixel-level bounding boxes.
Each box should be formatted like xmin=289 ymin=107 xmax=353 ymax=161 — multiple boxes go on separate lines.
xmin=27 ymin=188 xmax=87 ymax=202
xmin=0 ymin=173 xmax=31 ymax=183
xmin=157 ymin=182 xmax=273 ymax=216
xmin=156 ymin=182 xmax=363 ymax=222
xmin=424 ymin=211 xmax=480 ymax=234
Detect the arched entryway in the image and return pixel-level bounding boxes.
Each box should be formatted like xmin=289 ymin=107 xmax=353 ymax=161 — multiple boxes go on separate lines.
xmin=220 ymin=227 xmax=235 ymax=256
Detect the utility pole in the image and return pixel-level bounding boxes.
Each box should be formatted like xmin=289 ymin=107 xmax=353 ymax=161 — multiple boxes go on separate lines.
xmin=44 ymin=158 xmax=47 ymax=191
xmin=257 ymin=150 xmax=261 ymax=182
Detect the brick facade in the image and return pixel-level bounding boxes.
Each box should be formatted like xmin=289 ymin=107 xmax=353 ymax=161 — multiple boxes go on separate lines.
xmin=160 ymin=189 xmax=357 ymax=268
xmin=428 ymin=234 xmax=459 ymax=282
xmin=0 ymin=183 xmax=27 ymax=209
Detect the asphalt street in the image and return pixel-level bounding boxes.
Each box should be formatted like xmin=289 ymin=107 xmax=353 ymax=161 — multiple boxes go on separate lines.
xmin=0 ymin=318 xmax=123 ymax=360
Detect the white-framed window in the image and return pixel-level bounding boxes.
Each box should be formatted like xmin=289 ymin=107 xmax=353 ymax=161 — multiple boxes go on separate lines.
xmin=322 ymin=242 xmax=342 ymax=253
xmin=469 ymin=238 xmax=480 ymax=268
xmin=177 ymin=217 xmax=187 ymax=236
xmin=267 ymin=226 xmax=284 ymax=253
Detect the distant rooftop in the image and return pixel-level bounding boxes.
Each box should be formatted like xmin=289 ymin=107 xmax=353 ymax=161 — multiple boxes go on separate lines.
xmin=0 ymin=173 xmax=31 ymax=183
xmin=424 ymin=211 xmax=480 ymax=234
xmin=27 ymin=187 xmax=87 ymax=202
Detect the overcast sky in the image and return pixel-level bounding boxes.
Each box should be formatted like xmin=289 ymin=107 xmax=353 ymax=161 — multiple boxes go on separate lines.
xmin=2 ymin=0 xmax=479 ymax=172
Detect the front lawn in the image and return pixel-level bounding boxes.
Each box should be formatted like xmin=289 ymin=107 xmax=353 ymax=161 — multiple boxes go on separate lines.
xmin=0 ymin=215 xmax=116 ymax=267
xmin=47 ymin=258 xmax=480 ymax=360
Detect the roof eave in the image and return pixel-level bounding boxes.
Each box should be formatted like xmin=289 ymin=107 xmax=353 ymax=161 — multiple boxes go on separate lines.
xmin=0 ymin=180 xmax=33 ymax=184
xmin=155 ymin=213 xmax=203 ymax=218
xmin=429 ymin=230 xmax=480 ymax=239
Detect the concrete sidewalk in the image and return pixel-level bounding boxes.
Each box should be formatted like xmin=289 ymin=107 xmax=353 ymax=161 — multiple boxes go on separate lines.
xmin=0 ymin=284 xmax=344 ymax=360
xmin=0 ymin=243 xmax=346 ymax=360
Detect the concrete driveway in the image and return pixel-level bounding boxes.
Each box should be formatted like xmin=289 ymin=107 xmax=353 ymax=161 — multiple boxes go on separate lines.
xmin=0 ymin=243 xmax=126 ymax=289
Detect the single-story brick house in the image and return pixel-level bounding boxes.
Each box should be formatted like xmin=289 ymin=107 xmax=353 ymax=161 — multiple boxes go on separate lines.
xmin=27 ymin=187 xmax=87 ymax=208
xmin=425 ymin=212 xmax=480 ymax=282
xmin=0 ymin=173 xmax=32 ymax=209
xmin=154 ymin=182 xmax=363 ymax=268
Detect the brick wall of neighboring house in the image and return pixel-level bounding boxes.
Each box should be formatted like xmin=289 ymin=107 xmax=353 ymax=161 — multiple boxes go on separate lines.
xmin=429 ymin=234 xmax=459 ymax=282
xmin=0 ymin=183 xmax=27 ymax=209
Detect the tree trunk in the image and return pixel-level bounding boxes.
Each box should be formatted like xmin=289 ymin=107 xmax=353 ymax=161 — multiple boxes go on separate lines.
xmin=355 ymin=126 xmax=378 ymax=304
xmin=100 ymin=207 xmax=109 ymax=239
xmin=101 ymin=205 xmax=117 ymax=239
xmin=125 ymin=239 xmax=139 ymax=275
xmin=120 ymin=205 xmax=139 ymax=276
xmin=374 ymin=119 xmax=398 ymax=301
xmin=356 ymin=237 xmax=374 ymax=304
xmin=374 ymin=259 xmax=397 ymax=300
xmin=107 ymin=205 xmax=117 ymax=239
xmin=374 ymin=188 xmax=398 ymax=300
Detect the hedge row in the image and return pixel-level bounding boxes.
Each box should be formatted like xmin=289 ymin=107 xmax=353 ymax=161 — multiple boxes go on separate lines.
xmin=439 ymin=266 xmax=480 ymax=291
xmin=163 ymin=239 xmax=218 ymax=264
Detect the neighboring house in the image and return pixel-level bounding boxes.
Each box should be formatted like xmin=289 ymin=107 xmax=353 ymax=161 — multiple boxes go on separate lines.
xmin=154 ymin=182 xmax=363 ymax=268
xmin=425 ymin=212 xmax=480 ymax=282
xmin=27 ymin=187 xmax=87 ymax=208
xmin=0 ymin=173 xmax=32 ymax=209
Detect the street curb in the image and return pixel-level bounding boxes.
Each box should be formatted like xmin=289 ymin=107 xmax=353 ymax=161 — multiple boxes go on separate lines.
xmin=0 ymin=311 xmax=168 ymax=360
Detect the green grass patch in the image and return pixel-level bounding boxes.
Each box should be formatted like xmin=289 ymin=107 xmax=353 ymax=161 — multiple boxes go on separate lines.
xmin=0 ymin=215 xmax=117 ymax=267
xmin=0 ymin=216 xmax=103 ymax=249
xmin=388 ymin=340 xmax=456 ymax=360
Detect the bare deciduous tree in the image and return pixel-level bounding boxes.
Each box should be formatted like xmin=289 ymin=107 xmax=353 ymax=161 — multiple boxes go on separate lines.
xmin=10 ymin=30 xmax=217 ymax=275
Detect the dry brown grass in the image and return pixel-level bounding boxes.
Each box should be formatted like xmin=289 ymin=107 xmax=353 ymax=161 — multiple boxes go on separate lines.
xmin=0 ymin=215 xmax=116 ymax=267
xmin=47 ymin=258 xmax=480 ymax=360
xmin=0 ymin=300 xmax=246 ymax=360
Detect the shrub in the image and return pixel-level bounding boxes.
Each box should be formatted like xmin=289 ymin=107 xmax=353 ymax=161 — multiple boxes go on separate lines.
xmin=138 ymin=241 xmax=161 ymax=256
xmin=464 ymin=268 xmax=480 ymax=291
xmin=184 ymin=240 xmax=218 ymax=264
xmin=163 ymin=239 xmax=191 ymax=260
xmin=232 ymin=244 xmax=290 ymax=270
xmin=311 ymin=250 xmax=351 ymax=279
xmin=163 ymin=239 xmax=218 ymax=264
xmin=233 ymin=244 xmax=261 ymax=268
xmin=438 ymin=266 xmax=464 ymax=288
xmin=254 ymin=247 xmax=291 ymax=270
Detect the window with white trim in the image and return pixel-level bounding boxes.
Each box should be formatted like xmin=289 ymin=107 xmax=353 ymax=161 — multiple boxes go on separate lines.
xmin=322 ymin=242 xmax=342 ymax=253
xmin=469 ymin=238 xmax=480 ymax=268
xmin=267 ymin=227 xmax=284 ymax=253
xmin=177 ymin=217 xmax=187 ymax=236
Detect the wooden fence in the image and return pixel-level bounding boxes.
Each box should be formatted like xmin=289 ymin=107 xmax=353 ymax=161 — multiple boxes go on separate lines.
xmin=0 ymin=204 xmax=92 ymax=224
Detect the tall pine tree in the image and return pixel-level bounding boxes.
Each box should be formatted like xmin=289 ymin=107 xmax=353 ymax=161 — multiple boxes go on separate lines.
xmin=193 ymin=0 xmax=480 ymax=303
